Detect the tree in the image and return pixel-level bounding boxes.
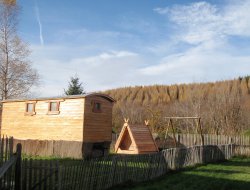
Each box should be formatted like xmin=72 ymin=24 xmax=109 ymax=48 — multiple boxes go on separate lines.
xmin=64 ymin=75 xmax=85 ymax=95
xmin=206 ymin=83 xmax=244 ymax=135
xmin=0 ymin=1 xmax=39 ymax=100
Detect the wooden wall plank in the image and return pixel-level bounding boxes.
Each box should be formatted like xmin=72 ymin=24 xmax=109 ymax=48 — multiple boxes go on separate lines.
xmin=1 ymin=99 xmax=85 ymax=141
xmin=83 ymin=96 xmax=113 ymax=142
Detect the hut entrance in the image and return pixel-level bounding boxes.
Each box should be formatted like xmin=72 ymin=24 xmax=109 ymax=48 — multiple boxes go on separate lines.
xmin=119 ymin=129 xmax=133 ymax=150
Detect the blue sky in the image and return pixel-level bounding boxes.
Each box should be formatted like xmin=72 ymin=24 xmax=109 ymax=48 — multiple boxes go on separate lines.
xmin=18 ymin=0 xmax=250 ymax=96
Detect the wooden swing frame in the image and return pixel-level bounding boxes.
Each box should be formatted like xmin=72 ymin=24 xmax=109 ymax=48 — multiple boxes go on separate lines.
xmin=164 ymin=117 xmax=204 ymax=147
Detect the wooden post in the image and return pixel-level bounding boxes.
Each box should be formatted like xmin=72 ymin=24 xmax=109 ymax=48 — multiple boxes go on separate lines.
xmin=170 ymin=119 xmax=177 ymax=147
xmin=196 ymin=118 xmax=204 ymax=146
xmin=111 ymin=156 xmax=118 ymax=187
xmin=15 ymin=143 xmax=22 ymax=190
xmin=164 ymin=119 xmax=170 ymax=139
xmin=56 ymin=161 xmax=61 ymax=190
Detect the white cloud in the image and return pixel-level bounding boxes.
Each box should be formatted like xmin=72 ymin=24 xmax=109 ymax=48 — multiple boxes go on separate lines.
xmin=154 ymin=1 xmax=250 ymax=45
xmin=140 ymin=1 xmax=250 ymax=85
xmin=31 ymin=48 xmax=144 ymax=96
xmin=153 ymin=7 xmax=169 ymax=15
xmin=224 ymin=1 xmax=250 ymax=37
xmin=32 ymin=42 xmax=250 ymax=97
xmin=140 ymin=47 xmax=250 ymax=83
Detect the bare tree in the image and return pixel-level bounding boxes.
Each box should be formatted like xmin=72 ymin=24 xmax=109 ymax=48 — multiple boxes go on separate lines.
xmin=0 ymin=1 xmax=39 ymax=100
xmin=207 ymin=83 xmax=244 ymax=135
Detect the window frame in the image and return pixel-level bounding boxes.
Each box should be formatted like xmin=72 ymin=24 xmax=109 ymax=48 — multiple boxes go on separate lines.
xmin=25 ymin=101 xmax=36 ymax=116
xmin=92 ymin=101 xmax=102 ymax=113
xmin=47 ymin=100 xmax=61 ymax=115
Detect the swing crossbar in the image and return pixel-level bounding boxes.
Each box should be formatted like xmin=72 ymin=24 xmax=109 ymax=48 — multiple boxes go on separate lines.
xmin=164 ymin=117 xmax=200 ymax=120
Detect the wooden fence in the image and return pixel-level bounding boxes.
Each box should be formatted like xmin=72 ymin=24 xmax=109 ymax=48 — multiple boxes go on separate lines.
xmin=0 ymin=137 xmax=22 ymax=190
xmin=10 ymin=133 xmax=250 ymax=158
xmin=154 ymin=133 xmax=250 ymax=149
xmin=18 ymin=144 xmax=249 ymax=190
xmin=60 ymin=152 xmax=166 ymax=190
xmin=59 ymin=144 xmax=239 ymax=190
xmin=1 ymin=136 xmax=250 ymax=190
xmin=13 ymin=139 xmax=83 ymax=158
xmin=16 ymin=144 xmax=250 ymax=190
xmin=112 ymin=133 xmax=250 ymax=150
xmin=234 ymin=145 xmax=250 ymax=156
xmin=162 ymin=144 xmax=234 ymax=170
xmin=21 ymin=159 xmax=60 ymax=190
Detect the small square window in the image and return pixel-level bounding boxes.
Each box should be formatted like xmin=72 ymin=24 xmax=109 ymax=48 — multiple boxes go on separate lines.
xmin=48 ymin=101 xmax=60 ymax=114
xmin=50 ymin=102 xmax=58 ymax=111
xmin=95 ymin=103 xmax=101 ymax=110
xmin=27 ymin=103 xmax=34 ymax=112
xmin=25 ymin=102 xmax=36 ymax=115
xmin=92 ymin=101 xmax=102 ymax=113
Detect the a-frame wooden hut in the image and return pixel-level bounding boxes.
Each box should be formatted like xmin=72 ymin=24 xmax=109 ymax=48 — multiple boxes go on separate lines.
xmin=114 ymin=119 xmax=158 ymax=154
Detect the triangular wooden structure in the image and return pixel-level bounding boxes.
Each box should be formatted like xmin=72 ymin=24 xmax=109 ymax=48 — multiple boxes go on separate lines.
xmin=115 ymin=119 xmax=159 ymax=154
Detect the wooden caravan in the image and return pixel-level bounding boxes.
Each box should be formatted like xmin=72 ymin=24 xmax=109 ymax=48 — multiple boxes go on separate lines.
xmin=1 ymin=93 xmax=115 ymax=158
xmin=115 ymin=120 xmax=158 ymax=154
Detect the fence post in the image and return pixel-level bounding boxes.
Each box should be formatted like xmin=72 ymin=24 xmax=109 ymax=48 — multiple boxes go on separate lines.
xmin=56 ymin=161 xmax=61 ymax=190
xmin=15 ymin=143 xmax=22 ymax=190
xmin=111 ymin=156 xmax=118 ymax=187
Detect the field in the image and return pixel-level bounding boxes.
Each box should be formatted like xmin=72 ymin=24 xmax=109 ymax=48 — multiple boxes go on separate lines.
xmin=111 ymin=157 xmax=250 ymax=190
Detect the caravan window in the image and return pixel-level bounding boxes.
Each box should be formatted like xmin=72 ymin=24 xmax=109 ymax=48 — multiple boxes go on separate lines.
xmin=47 ymin=101 xmax=60 ymax=114
xmin=25 ymin=102 xmax=36 ymax=115
xmin=92 ymin=101 xmax=102 ymax=113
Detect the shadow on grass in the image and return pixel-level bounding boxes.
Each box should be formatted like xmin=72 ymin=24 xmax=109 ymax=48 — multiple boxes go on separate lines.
xmin=194 ymin=168 xmax=245 ymax=175
xmin=109 ymin=158 xmax=250 ymax=190
xmin=220 ymin=160 xmax=250 ymax=167
xmin=110 ymin=173 xmax=250 ymax=190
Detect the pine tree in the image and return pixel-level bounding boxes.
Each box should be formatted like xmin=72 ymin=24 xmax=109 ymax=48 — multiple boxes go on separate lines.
xmin=64 ymin=76 xmax=85 ymax=95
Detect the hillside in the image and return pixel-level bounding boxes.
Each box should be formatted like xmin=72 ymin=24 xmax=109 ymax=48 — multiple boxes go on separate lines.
xmin=104 ymin=77 xmax=250 ymax=135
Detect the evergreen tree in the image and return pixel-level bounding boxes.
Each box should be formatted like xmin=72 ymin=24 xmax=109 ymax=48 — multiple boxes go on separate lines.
xmin=64 ymin=76 xmax=85 ymax=95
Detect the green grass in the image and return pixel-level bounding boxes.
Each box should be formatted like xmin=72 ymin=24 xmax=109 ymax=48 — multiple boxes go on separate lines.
xmin=111 ymin=157 xmax=250 ymax=190
xmin=21 ymin=154 xmax=83 ymax=166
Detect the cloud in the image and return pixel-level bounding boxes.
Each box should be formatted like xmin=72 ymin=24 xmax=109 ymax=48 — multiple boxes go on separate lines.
xmin=30 ymin=48 xmax=145 ymax=96
xmin=31 ymin=42 xmax=250 ymax=98
xmin=34 ymin=3 xmax=44 ymax=46
xmin=29 ymin=1 xmax=250 ymax=97
xmin=154 ymin=1 xmax=250 ymax=45
xmin=140 ymin=47 xmax=250 ymax=83
xmin=141 ymin=1 xmax=250 ymax=84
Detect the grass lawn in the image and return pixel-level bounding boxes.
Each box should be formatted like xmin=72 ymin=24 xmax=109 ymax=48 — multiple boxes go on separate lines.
xmin=111 ymin=157 xmax=250 ymax=190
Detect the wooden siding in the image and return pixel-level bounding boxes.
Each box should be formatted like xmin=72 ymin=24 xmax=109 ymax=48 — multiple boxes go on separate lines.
xmin=1 ymin=98 xmax=85 ymax=141
xmin=83 ymin=96 xmax=113 ymax=142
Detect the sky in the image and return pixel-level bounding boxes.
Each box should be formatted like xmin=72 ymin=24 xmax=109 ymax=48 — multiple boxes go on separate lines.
xmin=17 ymin=0 xmax=250 ymax=97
